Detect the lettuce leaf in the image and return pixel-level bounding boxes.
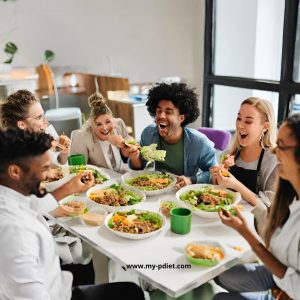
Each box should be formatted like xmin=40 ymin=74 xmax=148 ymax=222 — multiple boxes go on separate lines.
xmin=140 ymin=144 xmax=166 ymax=162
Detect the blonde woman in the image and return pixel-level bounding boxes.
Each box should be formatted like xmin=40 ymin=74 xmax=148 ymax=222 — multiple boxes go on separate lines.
xmin=210 ymin=97 xmax=277 ymax=208
xmin=70 ymin=93 xmax=136 ymax=173
xmin=213 ymin=113 xmax=300 ymax=300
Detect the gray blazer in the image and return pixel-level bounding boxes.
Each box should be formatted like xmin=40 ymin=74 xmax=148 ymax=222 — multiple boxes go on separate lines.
xmin=70 ymin=118 xmax=130 ymax=171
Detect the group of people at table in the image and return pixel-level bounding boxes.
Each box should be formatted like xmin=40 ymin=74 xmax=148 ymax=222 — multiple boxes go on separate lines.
xmin=0 ymin=82 xmax=299 ymax=299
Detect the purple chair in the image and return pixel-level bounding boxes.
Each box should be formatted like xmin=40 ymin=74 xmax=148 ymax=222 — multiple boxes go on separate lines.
xmin=197 ymin=127 xmax=231 ymax=151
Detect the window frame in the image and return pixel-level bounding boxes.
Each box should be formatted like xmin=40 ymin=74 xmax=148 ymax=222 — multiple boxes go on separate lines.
xmin=202 ymin=0 xmax=299 ymax=127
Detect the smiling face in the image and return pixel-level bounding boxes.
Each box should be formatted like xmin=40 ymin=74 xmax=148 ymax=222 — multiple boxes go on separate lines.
xmin=236 ymin=103 xmax=269 ymax=148
xmin=17 ymin=102 xmax=48 ymax=132
xmin=155 ymin=100 xmax=185 ymax=142
xmin=274 ymin=123 xmax=299 ymax=182
xmin=18 ymin=150 xmax=52 ymax=197
xmin=92 ymin=113 xmax=115 ymax=141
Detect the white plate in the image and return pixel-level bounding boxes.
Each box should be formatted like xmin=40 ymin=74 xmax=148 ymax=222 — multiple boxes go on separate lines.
xmin=44 ymin=166 xmax=73 ymax=192
xmin=176 ymin=184 xmax=241 ymax=219
xmin=104 ymin=209 xmax=166 ymax=240
xmin=86 ymin=180 xmax=146 ymax=213
xmin=45 ymin=164 xmax=110 ymax=192
xmin=69 ymin=164 xmax=111 ymax=185
xmin=58 ymin=195 xmax=88 ymax=219
xmin=122 ymin=170 xmax=176 ymax=196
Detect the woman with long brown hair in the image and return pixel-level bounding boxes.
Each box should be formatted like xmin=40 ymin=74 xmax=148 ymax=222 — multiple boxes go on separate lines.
xmin=213 ymin=113 xmax=300 ymax=299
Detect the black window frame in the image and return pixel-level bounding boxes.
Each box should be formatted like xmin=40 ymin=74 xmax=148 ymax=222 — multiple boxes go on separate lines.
xmin=202 ymin=0 xmax=299 ymax=127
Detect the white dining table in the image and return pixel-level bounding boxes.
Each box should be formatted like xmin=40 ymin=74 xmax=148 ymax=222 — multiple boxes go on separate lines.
xmin=55 ymin=168 xmax=256 ymax=298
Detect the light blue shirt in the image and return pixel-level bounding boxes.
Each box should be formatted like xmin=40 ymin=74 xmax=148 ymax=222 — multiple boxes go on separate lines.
xmin=130 ymin=124 xmax=217 ymax=183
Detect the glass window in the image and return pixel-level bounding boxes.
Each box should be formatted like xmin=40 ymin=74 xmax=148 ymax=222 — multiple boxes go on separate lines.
xmin=290 ymin=95 xmax=300 ymax=114
xmin=213 ymin=85 xmax=278 ymax=130
xmin=214 ymin=0 xmax=284 ymax=80
xmin=293 ymin=3 xmax=300 ymax=82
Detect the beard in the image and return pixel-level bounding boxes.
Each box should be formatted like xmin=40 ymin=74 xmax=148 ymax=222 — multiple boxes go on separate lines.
xmin=22 ymin=180 xmax=47 ymax=198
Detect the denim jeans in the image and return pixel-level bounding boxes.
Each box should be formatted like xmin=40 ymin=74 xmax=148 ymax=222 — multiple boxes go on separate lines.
xmin=213 ymin=263 xmax=276 ymax=300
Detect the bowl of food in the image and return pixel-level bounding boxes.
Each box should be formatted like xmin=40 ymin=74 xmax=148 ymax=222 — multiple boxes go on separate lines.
xmin=87 ymin=181 xmax=146 ymax=212
xmin=176 ymin=184 xmax=240 ymax=219
xmin=159 ymin=197 xmax=179 ymax=217
xmin=122 ymin=170 xmax=176 ymax=196
xmin=105 ymin=209 xmax=166 ymax=240
xmin=44 ymin=165 xmax=73 ymax=192
xmin=59 ymin=197 xmax=88 ymax=217
xmin=68 ymin=164 xmax=110 ymax=185
xmin=185 ymin=240 xmax=225 ymax=266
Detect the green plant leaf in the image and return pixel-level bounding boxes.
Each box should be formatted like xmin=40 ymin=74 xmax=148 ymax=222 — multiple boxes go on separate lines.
xmin=44 ymin=50 xmax=55 ymax=63
xmin=4 ymin=42 xmax=18 ymax=55
xmin=4 ymin=57 xmax=13 ymax=64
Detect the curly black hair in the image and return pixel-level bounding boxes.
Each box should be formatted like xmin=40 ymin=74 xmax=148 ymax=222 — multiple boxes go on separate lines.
xmin=146 ymin=82 xmax=200 ymax=127
xmin=0 ymin=129 xmax=53 ymax=173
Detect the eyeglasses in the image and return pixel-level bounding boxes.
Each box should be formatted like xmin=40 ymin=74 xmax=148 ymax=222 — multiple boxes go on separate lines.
xmin=274 ymin=143 xmax=297 ymax=152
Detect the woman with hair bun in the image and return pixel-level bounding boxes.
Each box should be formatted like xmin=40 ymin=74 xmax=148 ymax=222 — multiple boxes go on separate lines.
xmin=70 ymin=92 xmax=136 ymax=173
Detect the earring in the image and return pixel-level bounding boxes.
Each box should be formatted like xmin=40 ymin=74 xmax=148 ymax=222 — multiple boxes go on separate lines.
xmin=260 ymin=131 xmax=265 ymax=148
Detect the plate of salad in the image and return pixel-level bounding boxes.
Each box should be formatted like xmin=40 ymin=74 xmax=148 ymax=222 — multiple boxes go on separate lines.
xmin=122 ymin=170 xmax=176 ymax=196
xmin=87 ymin=180 xmax=146 ymax=212
xmin=68 ymin=164 xmax=110 ymax=185
xmin=176 ymin=184 xmax=241 ymax=219
xmin=105 ymin=209 xmax=166 ymax=239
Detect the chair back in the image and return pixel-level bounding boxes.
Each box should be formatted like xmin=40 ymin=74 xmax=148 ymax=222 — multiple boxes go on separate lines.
xmin=197 ymin=127 xmax=231 ymax=151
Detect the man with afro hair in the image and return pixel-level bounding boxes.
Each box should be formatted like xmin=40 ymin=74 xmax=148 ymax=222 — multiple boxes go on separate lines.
xmin=130 ymin=82 xmax=217 ymax=187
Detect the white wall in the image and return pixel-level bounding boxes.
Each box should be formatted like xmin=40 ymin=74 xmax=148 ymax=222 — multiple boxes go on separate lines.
xmin=0 ymin=0 xmax=205 ymax=94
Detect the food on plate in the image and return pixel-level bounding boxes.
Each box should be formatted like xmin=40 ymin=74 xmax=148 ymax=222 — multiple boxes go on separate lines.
xmin=81 ymin=212 xmax=105 ymax=226
xmin=124 ymin=172 xmax=174 ymax=191
xmin=108 ymin=210 xmax=163 ymax=234
xmin=69 ymin=165 xmax=108 ymax=184
xmin=159 ymin=200 xmax=179 ymax=217
xmin=55 ymin=134 xmax=70 ymax=151
xmin=61 ymin=200 xmax=87 ymax=216
xmin=219 ymin=153 xmax=235 ymax=169
xmin=45 ymin=166 xmax=64 ymax=182
xmin=186 ymin=243 xmax=224 ymax=261
xmin=179 ymin=186 xmax=234 ymax=212
xmin=140 ymin=144 xmax=166 ymax=163
xmin=89 ymin=184 xmax=142 ymax=206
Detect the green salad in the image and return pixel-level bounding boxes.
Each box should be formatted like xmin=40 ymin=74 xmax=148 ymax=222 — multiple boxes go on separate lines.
xmin=140 ymin=144 xmax=166 ymax=163
xmin=179 ymin=186 xmax=234 ymax=212
xmin=125 ymin=172 xmax=174 ymax=191
xmin=89 ymin=184 xmax=142 ymax=206
xmin=69 ymin=165 xmax=108 ymax=184
xmin=108 ymin=210 xmax=162 ymax=234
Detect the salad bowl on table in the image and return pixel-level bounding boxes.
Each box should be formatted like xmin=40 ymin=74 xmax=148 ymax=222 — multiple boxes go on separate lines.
xmin=122 ymin=170 xmax=176 ymax=196
xmin=176 ymin=184 xmax=241 ymax=219
xmin=104 ymin=209 xmax=166 ymax=240
xmin=87 ymin=180 xmax=146 ymax=212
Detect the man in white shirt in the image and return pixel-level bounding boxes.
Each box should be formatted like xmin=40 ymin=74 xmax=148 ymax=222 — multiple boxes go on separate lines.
xmin=0 ymin=129 xmax=144 ymax=300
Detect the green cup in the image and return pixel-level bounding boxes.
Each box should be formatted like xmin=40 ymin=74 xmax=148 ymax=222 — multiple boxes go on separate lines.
xmin=67 ymin=154 xmax=86 ymax=166
xmin=170 ymin=207 xmax=192 ymax=234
